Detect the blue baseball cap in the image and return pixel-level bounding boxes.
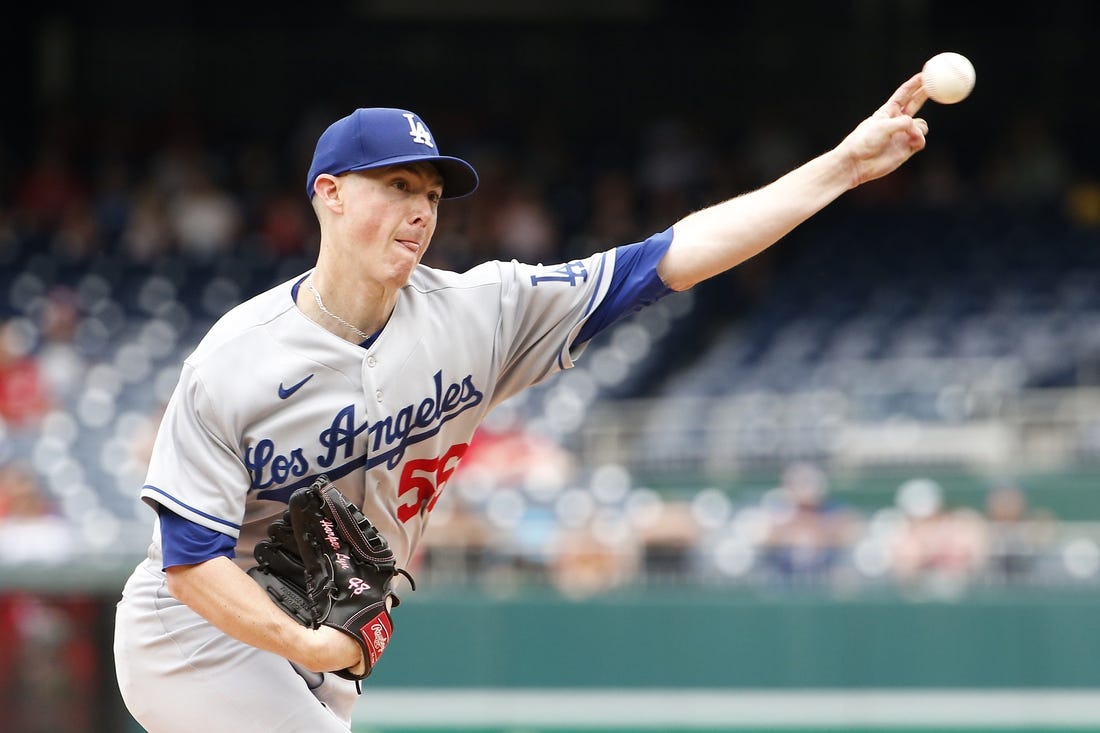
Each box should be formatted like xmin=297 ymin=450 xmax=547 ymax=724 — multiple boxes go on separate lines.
xmin=306 ymin=107 xmax=479 ymax=199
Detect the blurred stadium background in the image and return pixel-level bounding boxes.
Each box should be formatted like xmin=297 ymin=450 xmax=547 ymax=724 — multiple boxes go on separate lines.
xmin=2 ymin=1 xmax=1100 ymax=731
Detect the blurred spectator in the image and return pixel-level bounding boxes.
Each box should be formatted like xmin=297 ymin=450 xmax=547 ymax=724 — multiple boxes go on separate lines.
xmin=491 ymin=180 xmax=558 ymax=262
xmin=548 ymin=516 xmax=640 ymax=599
xmin=119 ymin=182 xmax=174 ymax=263
xmin=888 ymin=478 xmax=989 ymax=597
xmin=983 ymin=483 xmax=1057 ymax=585
xmin=90 ymin=156 xmax=134 ymax=247
xmin=454 ymin=420 xmax=576 ymax=498
xmin=448 ymin=151 xmax=514 ymax=265
xmin=0 ymin=319 xmax=52 ymax=430
xmin=50 ymin=196 xmax=102 ymax=260
xmin=413 ymin=493 xmax=498 ymax=584
xmin=128 ymin=403 xmax=166 ymax=482
xmin=232 ymin=142 xmax=284 ymax=228
xmin=34 ymin=286 xmax=86 ymax=403
xmin=0 ymin=593 xmax=97 ymax=733
xmin=759 ymin=462 xmax=864 ymax=584
xmin=0 ymin=462 xmax=73 ymax=564
xmin=255 ymin=190 xmax=313 ymax=258
xmin=637 ymin=117 xmax=714 ymax=230
xmin=634 ymin=500 xmax=700 ymax=584
xmin=166 ymin=166 xmax=242 ymax=259
xmin=422 ymin=210 xmax=477 ymax=272
xmin=12 ymin=144 xmax=85 ymax=242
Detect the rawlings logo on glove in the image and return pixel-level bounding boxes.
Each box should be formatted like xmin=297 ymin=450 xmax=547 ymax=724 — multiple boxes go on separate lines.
xmin=248 ymin=475 xmax=414 ymax=681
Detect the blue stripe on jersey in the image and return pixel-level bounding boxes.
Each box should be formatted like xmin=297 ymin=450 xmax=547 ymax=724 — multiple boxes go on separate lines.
xmin=158 ymin=505 xmax=236 ymax=569
xmin=583 ymin=251 xmax=610 ymax=318
xmin=143 ymin=484 xmax=242 ymax=530
xmin=573 ymin=228 xmax=674 ymax=346
xmin=559 ymin=254 xmax=611 ymax=370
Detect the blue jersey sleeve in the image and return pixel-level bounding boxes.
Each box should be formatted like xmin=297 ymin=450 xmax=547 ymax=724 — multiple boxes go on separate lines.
xmin=573 ymin=228 xmax=675 ymax=346
xmin=159 ymin=505 xmax=236 ymax=569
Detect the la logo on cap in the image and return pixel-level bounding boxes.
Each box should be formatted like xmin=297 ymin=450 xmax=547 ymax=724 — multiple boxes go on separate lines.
xmin=403 ymin=113 xmax=434 ymax=148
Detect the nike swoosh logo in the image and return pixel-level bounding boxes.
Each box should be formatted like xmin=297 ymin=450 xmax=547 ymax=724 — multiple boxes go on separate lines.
xmin=278 ymin=374 xmax=314 ymax=400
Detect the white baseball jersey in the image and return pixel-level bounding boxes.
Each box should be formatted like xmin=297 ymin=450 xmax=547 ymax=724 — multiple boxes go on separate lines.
xmin=116 ymin=231 xmax=674 ymax=731
xmin=139 ymin=249 xmax=623 ymax=572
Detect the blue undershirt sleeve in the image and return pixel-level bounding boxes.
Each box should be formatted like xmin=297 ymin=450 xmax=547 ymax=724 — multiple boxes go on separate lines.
xmin=158 ymin=504 xmax=237 ymax=569
xmin=573 ymin=227 xmax=676 ymax=346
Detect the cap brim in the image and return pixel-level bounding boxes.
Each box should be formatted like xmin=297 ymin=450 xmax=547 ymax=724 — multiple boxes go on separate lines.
xmin=347 ymin=154 xmax=479 ymax=199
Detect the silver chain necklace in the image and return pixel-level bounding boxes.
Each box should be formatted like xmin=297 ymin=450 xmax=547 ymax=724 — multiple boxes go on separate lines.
xmin=305 ymin=278 xmax=370 ymax=341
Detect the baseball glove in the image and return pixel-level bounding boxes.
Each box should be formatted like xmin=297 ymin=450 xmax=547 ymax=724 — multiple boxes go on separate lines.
xmin=248 ymin=475 xmax=414 ymax=681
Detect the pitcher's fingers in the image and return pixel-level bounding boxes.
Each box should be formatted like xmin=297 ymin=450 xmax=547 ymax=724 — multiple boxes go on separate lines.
xmin=902 ymin=84 xmax=929 ymax=117
xmin=877 ymin=73 xmax=925 ymax=117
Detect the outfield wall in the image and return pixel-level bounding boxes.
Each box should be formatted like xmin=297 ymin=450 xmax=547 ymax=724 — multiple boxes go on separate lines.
xmin=4 ymin=569 xmax=1100 ymax=731
xmin=368 ymin=588 xmax=1100 ymax=689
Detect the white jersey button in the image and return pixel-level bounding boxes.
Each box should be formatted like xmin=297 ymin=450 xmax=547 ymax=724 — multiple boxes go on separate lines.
xmin=375 ymin=390 xmax=383 ymax=402
xmin=367 ymin=356 xmax=377 ymax=367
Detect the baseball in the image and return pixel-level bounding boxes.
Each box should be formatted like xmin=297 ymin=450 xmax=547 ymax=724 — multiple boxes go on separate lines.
xmin=922 ymin=52 xmax=976 ymax=104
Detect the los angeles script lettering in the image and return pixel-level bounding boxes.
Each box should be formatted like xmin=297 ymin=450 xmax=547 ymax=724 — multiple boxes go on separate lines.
xmin=246 ymin=370 xmax=483 ymax=489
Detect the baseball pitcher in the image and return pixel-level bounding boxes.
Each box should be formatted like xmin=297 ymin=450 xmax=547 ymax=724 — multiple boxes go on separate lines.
xmin=114 ymin=74 xmax=929 ymax=732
